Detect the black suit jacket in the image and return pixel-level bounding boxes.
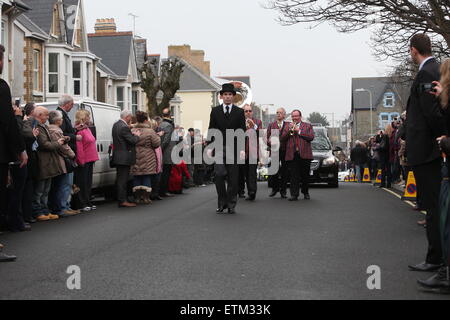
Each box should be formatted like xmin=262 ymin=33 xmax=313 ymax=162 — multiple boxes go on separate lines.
xmin=207 ymin=105 xmax=246 ymax=161
xmin=57 ymin=107 xmax=77 ymax=154
xmin=405 ymin=58 xmax=445 ymax=166
xmin=112 ymin=120 xmax=139 ymax=166
xmin=0 ymin=79 xmax=25 ymax=164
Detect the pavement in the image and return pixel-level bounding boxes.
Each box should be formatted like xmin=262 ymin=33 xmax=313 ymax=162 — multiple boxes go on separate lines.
xmin=0 ymin=182 xmax=448 ymax=300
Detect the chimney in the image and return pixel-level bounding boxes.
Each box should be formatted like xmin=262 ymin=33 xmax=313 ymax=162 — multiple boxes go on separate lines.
xmin=94 ymin=18 xmax=117 ymax=34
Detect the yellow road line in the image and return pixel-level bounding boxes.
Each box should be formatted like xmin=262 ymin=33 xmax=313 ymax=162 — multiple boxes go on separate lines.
xmin=381 ymin=188 xmax=426 ymax=215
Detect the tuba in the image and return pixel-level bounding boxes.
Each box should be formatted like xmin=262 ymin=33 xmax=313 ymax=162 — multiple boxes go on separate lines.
xmin=218 ymin=81 xmax=253 ymax=108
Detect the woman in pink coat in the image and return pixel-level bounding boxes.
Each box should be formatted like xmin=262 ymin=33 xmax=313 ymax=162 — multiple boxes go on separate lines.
xmin=74 ymin=110 xmax=99 ymax=212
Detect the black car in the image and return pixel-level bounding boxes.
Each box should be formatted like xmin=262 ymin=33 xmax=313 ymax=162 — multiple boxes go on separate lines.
xmin=309 ymin=126 xmax=340 ymax=188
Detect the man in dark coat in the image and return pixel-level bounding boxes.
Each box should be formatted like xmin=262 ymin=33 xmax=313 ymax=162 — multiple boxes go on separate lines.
xmin=404 ymin=34 xmax=446 ymax=274
xmin=0 ymin=44 xmax=27 ymax=262
xmin=112 ymin=110 xmax=141 ymax=207
xmin=350 ymin=141 xmax=369 ymax=183
xmin=56 ymin=95 xmax=80 ymax=214
xmin=159 ymin=108 xmax=176 ymax=197
xmin=207 ymin=83 xmax=246 ymax=214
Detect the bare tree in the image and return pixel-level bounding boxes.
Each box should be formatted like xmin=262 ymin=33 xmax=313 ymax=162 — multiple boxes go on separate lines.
xmin=266 ymin=0 xmax=450 ymax=62
xmin=140 ymin=57 xmax=184 ymax=117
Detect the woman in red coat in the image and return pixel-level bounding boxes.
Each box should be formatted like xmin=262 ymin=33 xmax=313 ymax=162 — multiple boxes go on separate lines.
xmin=168 ymin=160 xmax=191 ymax=194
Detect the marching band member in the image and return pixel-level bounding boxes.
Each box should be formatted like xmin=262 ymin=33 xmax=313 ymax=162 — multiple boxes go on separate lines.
xmin=281 ymin=110 xmax=315 ymax=201
xmin=267 ymin=108 xmax=290 ymax=198
xmin=239 ymin=104 xmax=263 ymax=201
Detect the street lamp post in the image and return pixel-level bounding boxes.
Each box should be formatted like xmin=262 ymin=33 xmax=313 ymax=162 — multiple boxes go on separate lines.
xmin=355 ymin=88 xmax=373 ymax=138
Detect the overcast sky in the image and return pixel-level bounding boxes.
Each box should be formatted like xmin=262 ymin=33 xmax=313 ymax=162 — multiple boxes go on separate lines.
xmin=85 ymin=0 xmax=392 ymax=125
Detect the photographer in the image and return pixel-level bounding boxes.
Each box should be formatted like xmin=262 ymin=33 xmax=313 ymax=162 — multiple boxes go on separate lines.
xmin=417 ymin=58 xmax=450 ymax=292
xmin=405 ymin=34 xmax=446 ymax=273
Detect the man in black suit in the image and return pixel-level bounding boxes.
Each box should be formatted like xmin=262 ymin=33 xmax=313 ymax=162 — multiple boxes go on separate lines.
xmin=56 ymin=94 xmax=80 ymax=214
xmin=0 ymin=44 xmax=27 ymax=262
xmin=207 ymin=83 xmax=246 ymax=214
xmin=112 ymin=110 xmax=141 ymax=208
xmin=404 ymin=34 xmax=446 ymax=273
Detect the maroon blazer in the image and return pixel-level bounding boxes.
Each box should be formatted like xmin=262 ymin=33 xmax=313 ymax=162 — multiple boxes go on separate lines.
xmin=245 ymin=118 xmax=263 ymax=161
xmin=281 ymin=121 xmax=315 ymax=161
xmin=267 ymin=120 xmax=290 ymax=156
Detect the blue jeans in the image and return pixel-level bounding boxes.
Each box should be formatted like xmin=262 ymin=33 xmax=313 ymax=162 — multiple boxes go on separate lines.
xmin=133 ymin=175 xmax=152 ymax=188
xmin=32 ymin=179 xmax=52 ymax=217
xmin=49 ymin=174 xmax=69 ymax=215
xmin=62 ymin=172 xmax=74 ymax=211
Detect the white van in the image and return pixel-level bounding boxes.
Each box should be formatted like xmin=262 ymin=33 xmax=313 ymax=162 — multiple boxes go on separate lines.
xmin=36 ymin=100 xmax=121 ymax=191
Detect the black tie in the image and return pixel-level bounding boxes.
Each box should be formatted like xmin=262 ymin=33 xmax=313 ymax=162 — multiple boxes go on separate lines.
xmin=226 ymin=106 xmax=230 ymax=116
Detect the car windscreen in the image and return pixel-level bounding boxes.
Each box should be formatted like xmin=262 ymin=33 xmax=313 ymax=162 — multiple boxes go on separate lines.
xmin=312 ymin=129 xmax=332 ymax=151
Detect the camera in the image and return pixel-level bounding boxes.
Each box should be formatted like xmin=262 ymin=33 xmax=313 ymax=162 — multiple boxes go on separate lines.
xmin=419 ymin=83 xmax=437 ymax=93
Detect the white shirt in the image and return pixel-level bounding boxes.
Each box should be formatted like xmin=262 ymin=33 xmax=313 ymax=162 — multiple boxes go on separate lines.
xmin=223 ymin=104 xmax=233 ymax=114
xmin=419 ymin=56 xmax=434 ymax=71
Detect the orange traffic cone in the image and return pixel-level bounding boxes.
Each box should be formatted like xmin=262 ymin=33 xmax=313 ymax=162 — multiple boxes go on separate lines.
xmin=362 ymin=168 xmax=371 ymax=183
xmin=402 ymin=171 xmax=417 ymax=201
xmin=373 ymin=170 xmax=382 ymax=186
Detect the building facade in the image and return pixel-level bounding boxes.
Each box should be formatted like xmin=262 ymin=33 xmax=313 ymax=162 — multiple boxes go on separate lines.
xmin=351 ymin=77 xmax=410 ymax=144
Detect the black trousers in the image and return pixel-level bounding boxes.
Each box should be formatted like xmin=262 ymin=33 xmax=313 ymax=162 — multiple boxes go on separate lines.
xmin=289 ymin=153 xmax=311 ymax=198
xmin=74 ymin=162 xmax=94 ymax=208
xmin=116 ymin=165 xmax=131 ymax=203
xmin=6 ymin=165 xmax=27 ymax=231
xmin=239 ymin=163 xmax=257 ymax=196
xmin=380 ymin=161 xmax=392 ymax=186
xmin=159 ymin=164 xmax=173 ymax=195
xmin=0 ymin=164 xmax=8 ymax=226
xmin=413 ymin=158 xmax=443 ymax=265
xmin=269 ymin=156 xmax=289 ymax=195
xmin=22 ymin=171 xmax=34 ymax=222
xmin=215 ymin=164 xmax=239 ymax=209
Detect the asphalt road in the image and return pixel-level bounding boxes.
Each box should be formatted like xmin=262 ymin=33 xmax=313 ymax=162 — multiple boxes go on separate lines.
xmin=0 ymin=182 xmax=448 ymax=300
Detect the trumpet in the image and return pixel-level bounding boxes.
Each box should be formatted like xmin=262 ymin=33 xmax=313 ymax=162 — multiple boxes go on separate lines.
xmin=289 ymin=122 xmax=300 ymax=136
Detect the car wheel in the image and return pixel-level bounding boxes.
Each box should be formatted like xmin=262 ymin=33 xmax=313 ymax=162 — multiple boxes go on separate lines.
xmin=328 ymin=180 xmax=339 ymax=188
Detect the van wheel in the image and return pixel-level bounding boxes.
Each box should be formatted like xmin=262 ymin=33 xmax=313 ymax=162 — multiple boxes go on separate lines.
xmin=104 ymin=186 xmax=117 ymax=201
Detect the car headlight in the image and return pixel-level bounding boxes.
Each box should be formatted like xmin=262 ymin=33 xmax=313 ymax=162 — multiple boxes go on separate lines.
xmin=322 ymin=157 xmax=336 ymax=167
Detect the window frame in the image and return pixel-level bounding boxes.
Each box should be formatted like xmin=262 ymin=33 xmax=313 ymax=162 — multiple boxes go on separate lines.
xmin=48 ymin=52 xmax=59 ymax=93
xmin=33 ymin=50 xmax=40 ymax=91
xmin=72 ymin=60 xmax=82 ymax=96
xmin=116 ymin=86 xmax=125 ymax=110
xmin=383 ymin=92 xmax=395 ymax=108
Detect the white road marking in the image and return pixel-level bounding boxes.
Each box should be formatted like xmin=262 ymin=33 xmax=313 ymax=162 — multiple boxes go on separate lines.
xmin=381 ymin=188 xmax=426 ymax=215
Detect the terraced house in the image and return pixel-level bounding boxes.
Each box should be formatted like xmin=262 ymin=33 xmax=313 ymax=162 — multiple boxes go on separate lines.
xmin=10 ymin=0 xmax=99 ymax=103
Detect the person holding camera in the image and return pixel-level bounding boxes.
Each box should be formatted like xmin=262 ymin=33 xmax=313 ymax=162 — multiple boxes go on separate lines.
xmin=417 ymin=58 xmax=450 ymax=292
xmin=32 ymin=107 xmax=68 ymax=221
xmin=404 ymin=34 xmax=446 ymax=273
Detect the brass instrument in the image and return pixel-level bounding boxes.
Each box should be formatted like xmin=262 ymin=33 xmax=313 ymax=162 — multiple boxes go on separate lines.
xmin=289 ymin=122 xmax=299 ymax=136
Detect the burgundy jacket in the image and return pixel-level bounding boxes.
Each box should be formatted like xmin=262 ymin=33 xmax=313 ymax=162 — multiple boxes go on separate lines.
xmin=267 ymin=120 xmax=290 ymax=157
xmin=245 ymin=118 xmax=263 ymax=161
xmin=280 ymin=121 xmax=315 ymax=161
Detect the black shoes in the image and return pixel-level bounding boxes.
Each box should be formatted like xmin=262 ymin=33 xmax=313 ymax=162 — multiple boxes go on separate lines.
xmin=269 ymin=190 xmax=278 ymax=197
xmin=238 ymin=193 xmax=245 ymax=199
xmin=417 ymin=267 xmax=450 ymax=293
xmin=216 ymin=206 xmax=235 ymax=214
xmin=408 ymin=262 xmax=443 ymax=272
xmin=245 ymin=194 xmax=256 ymax=201
xmin=304 ymin=194 xmax=311 ymax=200
xmin=0 ymin=252 xmax=17 ymax=263
xmin=288 ymin=197 xmax=298 ymax=202
xmin=280 ymin=193 xmax=287 ymax=199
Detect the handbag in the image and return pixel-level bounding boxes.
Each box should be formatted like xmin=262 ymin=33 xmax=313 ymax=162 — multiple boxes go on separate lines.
xmin=64 ymin=157 xmax=78 ymax=173
xmin=108 ymin=144 xmax=116 ymax=168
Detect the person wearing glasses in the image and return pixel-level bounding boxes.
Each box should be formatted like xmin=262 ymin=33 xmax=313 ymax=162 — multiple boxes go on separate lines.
xmin=238 ymin=104 xmax=263 ymax=201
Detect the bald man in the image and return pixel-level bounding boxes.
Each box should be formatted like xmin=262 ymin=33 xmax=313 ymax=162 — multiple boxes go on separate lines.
xmin=267 ymin=108 xmax=290 ymax=198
